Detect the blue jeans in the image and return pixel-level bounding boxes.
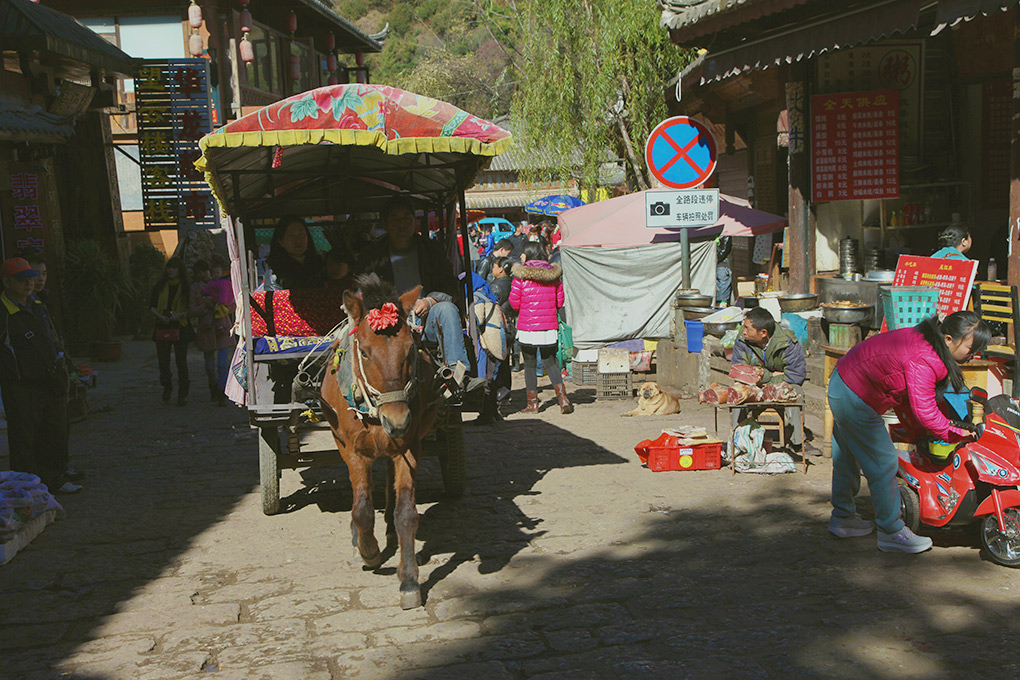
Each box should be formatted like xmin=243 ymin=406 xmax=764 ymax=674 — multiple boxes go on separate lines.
xmin=716 ymin=265 xmax=732 ymax=305
xmin=203 ymin=347 xmax=232 ymax=396
xmin=829 ymin=369 xmax=904 ymax=533
xmin=424 ymin=301 xmax=470 ymax=368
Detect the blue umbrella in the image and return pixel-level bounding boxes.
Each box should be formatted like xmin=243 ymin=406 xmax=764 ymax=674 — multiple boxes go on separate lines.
xmin=524 ymin=194 xmax=586 ymax=216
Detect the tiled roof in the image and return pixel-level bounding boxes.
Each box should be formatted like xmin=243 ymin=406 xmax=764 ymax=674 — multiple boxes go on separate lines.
xmin=1 ymin=0 xmax=135 ymax=76
xmin=659 ymin=0 xmax=811 ymax=41
xmin=0 ymin=105 xmax=76 ymax=142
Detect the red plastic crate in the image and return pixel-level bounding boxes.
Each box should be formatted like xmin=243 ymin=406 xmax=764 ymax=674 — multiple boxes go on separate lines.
xmin=634 ymin=433 xmax=722 ymax=472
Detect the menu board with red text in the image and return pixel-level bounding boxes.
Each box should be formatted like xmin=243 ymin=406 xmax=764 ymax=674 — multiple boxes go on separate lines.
xmin=811 ymin=89 xmax=899 ymax=202
xmin=892 ymin=255 xmax=978 ymax=316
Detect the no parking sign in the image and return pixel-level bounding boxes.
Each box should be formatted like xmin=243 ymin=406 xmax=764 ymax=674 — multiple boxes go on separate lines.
xmin=644 ymin=117 xmax=718 ymax=189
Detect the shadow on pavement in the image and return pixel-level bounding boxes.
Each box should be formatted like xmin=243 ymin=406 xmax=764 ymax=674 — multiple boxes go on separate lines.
xmin=351 ymin=486 xmax=1020 ymax=680
xmin=286 ymin=418 xmax=628 ymax=598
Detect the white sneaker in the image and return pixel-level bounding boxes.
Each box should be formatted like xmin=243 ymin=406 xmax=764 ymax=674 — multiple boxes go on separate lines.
xmin=56 ymin=482 xmax=82 ymax=494
xmin=829 ymin=513 xmax=874 ymax=538
xmin=877 ymin=526 xmax=932 ymax=553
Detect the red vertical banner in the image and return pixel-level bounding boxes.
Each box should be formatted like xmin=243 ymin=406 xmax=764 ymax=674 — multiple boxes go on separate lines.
xmin=811 ymin=89 xmax=899 ymax=202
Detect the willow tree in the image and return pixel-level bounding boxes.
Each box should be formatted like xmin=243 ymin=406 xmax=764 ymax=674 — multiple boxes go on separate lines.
xmin=512 ymin=0 xmax=691 ymax=191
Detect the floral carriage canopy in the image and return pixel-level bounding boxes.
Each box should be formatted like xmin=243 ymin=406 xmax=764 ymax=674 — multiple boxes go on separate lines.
xmin=196 ymin=84 xmax=512 ymax=218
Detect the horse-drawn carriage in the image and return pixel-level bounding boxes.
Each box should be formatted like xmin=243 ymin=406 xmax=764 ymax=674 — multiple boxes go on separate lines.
xmin=196 ymin=84 xmax=512 ymax=519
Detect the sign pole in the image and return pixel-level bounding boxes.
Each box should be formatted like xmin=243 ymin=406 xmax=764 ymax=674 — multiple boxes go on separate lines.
xmin=680 ymin=228 xmax=691 ymax=289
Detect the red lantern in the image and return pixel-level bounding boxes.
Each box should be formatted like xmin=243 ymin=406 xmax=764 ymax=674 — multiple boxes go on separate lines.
xmin=326 ymin=31 xmax=335 ymax=52
xmin=289 ymin=54 xmax=301 ymax=82
xmin=189 ymin=32 xmax=204 ymax=57
xmin=188 ymin=1 xmax=203 ymax=29
xmin=239 ymin=36 xmax=254 ymax=64
xmin=286 ymin=10 xmax=297 ymax=34
xmin=327 ymin=53 xmax=337 ymax=73
xmin=240 ymin=9 xmax=252 ymax=33
xmin=355 ymin=51 xmax=364 ymax=67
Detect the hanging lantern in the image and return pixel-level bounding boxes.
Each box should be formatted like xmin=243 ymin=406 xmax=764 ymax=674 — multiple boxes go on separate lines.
xmin=289 ymin=54 xmax=301 ymax=82
xmin=189 ymin=32 xmax=205 ymax=57
xmin=239 ymin=35 xmax=254 ymax=64
xmin=240 ymin=9 xmax=252 ymax=33
xmin=326 ymin=31 xmax=335 ymax=52
xmin=326 ymin=53 xmax=337 ymax=73
xmin=287 ymin=10 xmax=297 ymax=35
xmin=188 ymin=1 xmax=203 ymax=29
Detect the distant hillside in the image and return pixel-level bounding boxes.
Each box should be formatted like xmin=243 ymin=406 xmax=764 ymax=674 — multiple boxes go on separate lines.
xmin=332 ymin=0 xmax=517 ymax=119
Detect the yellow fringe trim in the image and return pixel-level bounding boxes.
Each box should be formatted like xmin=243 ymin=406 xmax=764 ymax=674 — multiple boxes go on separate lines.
xmin=196 ymin=129 xmax=512 ymax=214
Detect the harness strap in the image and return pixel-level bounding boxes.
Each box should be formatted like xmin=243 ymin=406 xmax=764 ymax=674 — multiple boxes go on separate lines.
xmin=376 ymin=390 xmax=410 ymax=405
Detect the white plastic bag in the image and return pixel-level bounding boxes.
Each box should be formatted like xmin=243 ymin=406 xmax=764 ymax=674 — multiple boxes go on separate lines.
xmin=731 ymin=418 xmax=796 ymax=474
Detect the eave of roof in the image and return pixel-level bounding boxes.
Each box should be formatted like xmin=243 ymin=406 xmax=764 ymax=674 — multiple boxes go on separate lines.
xmin=1 ymin=0 xmax=136 ymax=77
xmin=660 ymin=0 xmax=812 ymax=45
xmin=0 ymin=104 xmax=76 ymax=142
xmin=294 ymin=0 xmax=382 ymax=54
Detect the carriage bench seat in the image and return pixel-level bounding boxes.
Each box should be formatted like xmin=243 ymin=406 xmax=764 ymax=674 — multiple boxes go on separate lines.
xmin=248 ymin=403 xmax=306 ymax=428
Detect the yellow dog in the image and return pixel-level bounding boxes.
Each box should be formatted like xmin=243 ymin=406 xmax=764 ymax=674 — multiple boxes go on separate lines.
xmin=623 ymin=382 xmax=681 ymax=416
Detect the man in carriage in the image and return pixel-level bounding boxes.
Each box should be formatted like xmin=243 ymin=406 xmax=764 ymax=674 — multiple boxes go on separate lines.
xmin=356 ymin=197 xmax=486 ymax=396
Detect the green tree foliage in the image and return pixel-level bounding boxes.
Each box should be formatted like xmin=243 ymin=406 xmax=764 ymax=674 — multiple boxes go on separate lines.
xmin=332 ymin=0 xmax=517 ymax=118
xmin=512 ymin=0 xmax=693 ymax=191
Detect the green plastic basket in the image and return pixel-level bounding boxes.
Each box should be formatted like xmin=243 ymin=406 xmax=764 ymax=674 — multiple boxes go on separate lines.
xmin=880 ymin=286 xmax=939 ymax=330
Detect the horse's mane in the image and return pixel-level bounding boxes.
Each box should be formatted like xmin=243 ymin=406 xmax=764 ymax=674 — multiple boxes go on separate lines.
xmin=355 ymin=273 xmax=402 ymax=313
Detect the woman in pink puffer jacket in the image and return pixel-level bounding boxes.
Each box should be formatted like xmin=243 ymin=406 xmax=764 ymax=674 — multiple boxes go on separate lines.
xmin=509 ymin=242 xmax=572 ymax=414
xmin=828 ymin=311 xmax=989 ymax=554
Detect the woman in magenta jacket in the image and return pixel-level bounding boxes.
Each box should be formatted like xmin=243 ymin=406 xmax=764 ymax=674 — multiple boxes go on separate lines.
xmin=828 ymin=311 xmax=990 ymax=553
xmin=509 ymin=242 xmax=572 ymax=414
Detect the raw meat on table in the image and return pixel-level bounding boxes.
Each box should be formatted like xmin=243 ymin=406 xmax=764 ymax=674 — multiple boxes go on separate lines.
xmin=729 ymin=364 xmax=765 ymax=385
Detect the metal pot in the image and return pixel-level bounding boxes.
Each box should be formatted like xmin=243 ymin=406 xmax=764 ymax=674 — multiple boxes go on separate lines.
xmin=702 ymin=319 xmax=741 ymax=337
xmin=778 ymin=293 xmax=819 ymax=312
xmin=682 ymin=306 xmax=716 ymax=320
xmin=822 ymin=304 xmax=873 ymax=325
xmin=865 ymin=269 xmax=895 ymax=282
xmin=673 ymin=293 xmax=713 ymax=308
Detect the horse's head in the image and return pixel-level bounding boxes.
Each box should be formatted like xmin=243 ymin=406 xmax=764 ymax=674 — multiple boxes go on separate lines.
xmin=344 ymin=279 xmax=422 ymax=440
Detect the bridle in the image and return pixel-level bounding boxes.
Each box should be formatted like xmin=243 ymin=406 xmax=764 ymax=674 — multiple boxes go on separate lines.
xmin=348 ymin=330 xmax=421 ymax=421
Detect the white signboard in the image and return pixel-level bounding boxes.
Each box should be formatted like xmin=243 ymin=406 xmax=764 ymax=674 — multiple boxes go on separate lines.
xmin=645 ymin=189 xmax=720 ymax=229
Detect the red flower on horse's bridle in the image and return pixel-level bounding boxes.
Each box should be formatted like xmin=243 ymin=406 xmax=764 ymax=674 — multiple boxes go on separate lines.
xmin=366 ymin=302 xmax=400 ymax=331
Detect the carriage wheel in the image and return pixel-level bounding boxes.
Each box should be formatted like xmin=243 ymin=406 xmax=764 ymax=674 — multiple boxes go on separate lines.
xmin=439 ymin=411 xmax=466 ymax=498
xmin=259 ymin=426 xmax=281 ymax=515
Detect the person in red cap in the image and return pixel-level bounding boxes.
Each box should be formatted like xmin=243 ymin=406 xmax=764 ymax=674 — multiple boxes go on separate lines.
xmin=0 ymin=257 xmax=78 ymax=493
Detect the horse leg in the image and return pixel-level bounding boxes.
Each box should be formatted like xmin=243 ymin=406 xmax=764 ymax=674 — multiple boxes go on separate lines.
xmin=385 ymin=458 xmax=397 ymax=545
xmin=346 ymin=453 xmax=382 ymax=568
xmin=392 ymin=447 xmax=421 ymax=609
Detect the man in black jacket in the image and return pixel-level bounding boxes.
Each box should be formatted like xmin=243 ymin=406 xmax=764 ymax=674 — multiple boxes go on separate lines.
xmin=356 ymin=199 xmax=482 ymax=390
xmin=475 ymin=238 xmax=512 ymax=283
xmin=0 ymin=258 xmax=74 ymax=493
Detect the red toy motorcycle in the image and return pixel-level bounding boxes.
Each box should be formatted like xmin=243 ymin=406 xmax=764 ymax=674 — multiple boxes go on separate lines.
xmin=895 ymin=387 xmax=1020 ymax=567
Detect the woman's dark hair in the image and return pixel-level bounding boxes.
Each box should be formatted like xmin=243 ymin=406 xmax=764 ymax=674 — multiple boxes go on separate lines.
xmin=522 ymin=242 xmax=547 ymax=263
xmin=156 ymin=256 xmax=190 ymax=291
xmin=938 ymin=224 xmax=970 ymax=250
xmin=267 ymin=217 xmax=322 ymax=288
xmin=495 ymin=257 xmax=514 ymax=275
xmin=916 ymin=311 xmax=991 ymax=391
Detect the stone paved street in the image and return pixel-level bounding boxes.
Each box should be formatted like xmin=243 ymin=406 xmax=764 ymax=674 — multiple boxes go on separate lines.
xmin=3 ymin=342 xmax=1020 ymax=679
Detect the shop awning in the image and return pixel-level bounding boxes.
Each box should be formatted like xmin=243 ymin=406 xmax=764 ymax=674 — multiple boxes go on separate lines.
xmin=932 ymin=0 xmax=1016 ymax=34
xmin=698 ymin=0 xmax=923 ymax=84
xmin=465 ymin=187 xmax=575 ymax=210
xmin=0 ymin=0 xmax=135 ymax=77
xmin=0 ymin=106 xmax=76 ymax=143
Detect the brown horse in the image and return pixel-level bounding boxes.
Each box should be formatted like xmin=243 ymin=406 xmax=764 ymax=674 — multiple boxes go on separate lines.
xmin=319 ymin=275 xmax=442 ymax=609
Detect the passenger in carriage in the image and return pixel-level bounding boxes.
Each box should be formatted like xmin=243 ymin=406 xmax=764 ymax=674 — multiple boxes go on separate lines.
xmin=324 ymin=247 xmax=355 ymax=294
xmin=356 ymin=197 xmax=484 ymax=394
xmin=263 ymin=217 xmax=325 ymax=291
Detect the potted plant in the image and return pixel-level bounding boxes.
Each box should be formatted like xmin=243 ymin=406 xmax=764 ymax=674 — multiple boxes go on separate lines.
xmin=62 ymin=239 xmax=133 ymax=361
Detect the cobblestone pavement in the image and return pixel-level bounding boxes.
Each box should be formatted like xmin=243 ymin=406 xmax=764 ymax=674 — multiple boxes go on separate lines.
xmin=3 ymin=342 xmax=1020 ymax=679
